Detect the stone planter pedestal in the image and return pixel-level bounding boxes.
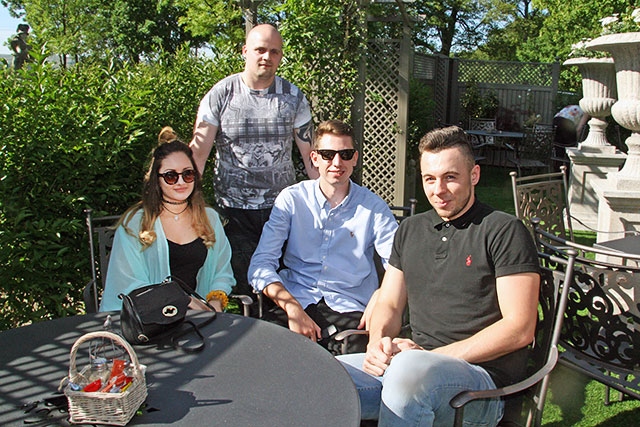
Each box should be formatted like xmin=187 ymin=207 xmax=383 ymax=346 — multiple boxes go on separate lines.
xmin=567 ymin=148 xmax=625 ymax=230
xmin=592 ymin=180 xmax=640 ymax=263
xmin=587 ymin=33 xmax=640 ymax=190
xmin=585 ymin=32 xmax=640 ymax=246
xmin=563 ymin=57 xmax=624 ymax=229
xmin=563 ymin=57 xmax=618 ymax=154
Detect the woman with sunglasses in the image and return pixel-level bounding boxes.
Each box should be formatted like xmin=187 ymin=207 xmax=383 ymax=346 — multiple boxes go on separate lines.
xmin=99 ymin=127 xmax=235 ymax=312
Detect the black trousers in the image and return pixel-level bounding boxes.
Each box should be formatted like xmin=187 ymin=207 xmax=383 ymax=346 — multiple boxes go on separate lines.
xmin=263 ymin=298 xmax=368 ymax=355
xmin=215 ymin=206 xmax=272 ymax=316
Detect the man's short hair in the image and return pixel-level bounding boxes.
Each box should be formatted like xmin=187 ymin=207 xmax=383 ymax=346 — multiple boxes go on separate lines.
xmin=418 ymin=126 xmax=475 ymax=168
xmin=313 ymin=120 xmax=355 ymax=149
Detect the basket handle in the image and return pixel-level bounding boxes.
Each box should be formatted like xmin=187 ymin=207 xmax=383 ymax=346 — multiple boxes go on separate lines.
xmin=68 ymin=331 xmax=143 ymax=379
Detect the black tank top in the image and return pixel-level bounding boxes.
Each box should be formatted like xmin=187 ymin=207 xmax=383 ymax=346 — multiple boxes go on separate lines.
xmin=168 ymin=238 xmax=207 ymax=291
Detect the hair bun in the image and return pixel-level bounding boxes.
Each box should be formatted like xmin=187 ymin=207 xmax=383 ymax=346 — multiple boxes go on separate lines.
xmin=158 ymin=126 xmax=178 ymax=144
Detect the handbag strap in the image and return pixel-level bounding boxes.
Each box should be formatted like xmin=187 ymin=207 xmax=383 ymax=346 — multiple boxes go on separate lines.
xmin=165 ymin=276 xmax=218 ymax=353
xmin=168 ymin=276 xmax=217 ymax=311
xmin=170 ymin=315 xmax=217 ymax=353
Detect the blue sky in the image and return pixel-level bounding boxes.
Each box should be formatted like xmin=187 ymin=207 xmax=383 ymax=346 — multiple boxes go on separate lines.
xmin=1 ymin=5 xmax=23 ymax=55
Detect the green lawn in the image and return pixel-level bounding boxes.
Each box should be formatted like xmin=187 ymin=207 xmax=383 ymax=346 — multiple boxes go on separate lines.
xmin=412 ymin=165 xmax=640 ymax=426
xmin=544 ymin=365 xmax=640 ymax=426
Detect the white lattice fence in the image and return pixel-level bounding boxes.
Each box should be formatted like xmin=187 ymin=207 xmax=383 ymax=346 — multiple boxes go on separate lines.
xmin=362 ymin=39 xmax=405 ymax=205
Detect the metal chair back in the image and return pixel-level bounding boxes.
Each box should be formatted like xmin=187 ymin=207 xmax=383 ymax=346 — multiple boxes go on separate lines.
xmin=533 ymin=218 xmax=640 ymax=405
xmin=468 ymin=117 xmax=497 ymax=146
xmin=509 ymin=126 xmax=555 ymax=175
xmin=84 ymin=209 xmax=120 ymax=313
xmin=510 ymin=166 xmax=573 ymax=242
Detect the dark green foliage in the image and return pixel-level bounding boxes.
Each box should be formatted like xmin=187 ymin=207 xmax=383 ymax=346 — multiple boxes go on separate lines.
xmin=461 ymin=79 xmax=499 ymax=123
xmin=0 ymin=53 xmax=226 ymax=330
xmin=407 ymin=78 xmax=435 ymax=160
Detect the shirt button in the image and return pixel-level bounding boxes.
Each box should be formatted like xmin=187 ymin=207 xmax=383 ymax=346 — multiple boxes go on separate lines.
xmin=442 ymin=236 xmax=448 ymax=242
xmin=444 ymin=223 xmax=451 ymax=228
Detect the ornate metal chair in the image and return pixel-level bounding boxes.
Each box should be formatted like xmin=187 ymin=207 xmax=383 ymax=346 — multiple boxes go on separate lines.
xmin=509 ymin=125 xmax=555 ymax=176
xmin=84 ymin=208 xmax=253 ymax=315
xmin=84 ymin=209 xmax=120 ymax=313
xmin=510 ymin=166 xmax=573 ymax=241
xmin=533 ymin=218 xmax=640 ymax=405
xmin=389 ymin=198 xmax=417 ymax=222
xmin=468 ymin=118 xmax=499 ymax=165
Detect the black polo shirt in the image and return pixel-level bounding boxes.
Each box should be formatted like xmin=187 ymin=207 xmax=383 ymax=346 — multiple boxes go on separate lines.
xmin=389 ymin=199 xmax=539 ymax=387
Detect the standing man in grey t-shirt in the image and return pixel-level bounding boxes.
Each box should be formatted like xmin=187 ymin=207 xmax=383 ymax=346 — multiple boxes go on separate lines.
xmin=190 ymin=24 xmax=318 ymax=312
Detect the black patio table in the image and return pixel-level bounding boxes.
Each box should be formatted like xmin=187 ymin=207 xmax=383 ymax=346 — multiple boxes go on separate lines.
xmin=465 ymin=129 xmax=525 ymax=166
xmin=464 ymin=129 xmax=525 ymax=148
xmin=0 ymin=311 xmax=360 ymax=426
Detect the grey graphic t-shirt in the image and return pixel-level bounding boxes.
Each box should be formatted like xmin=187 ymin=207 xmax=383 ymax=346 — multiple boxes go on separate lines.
xmin=196 ymin=74 xmax=312 ymax=209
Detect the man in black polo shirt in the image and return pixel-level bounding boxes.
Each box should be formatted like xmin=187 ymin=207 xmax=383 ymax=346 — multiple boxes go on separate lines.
xmin=338 ymin=126 xmax=540 ymax=426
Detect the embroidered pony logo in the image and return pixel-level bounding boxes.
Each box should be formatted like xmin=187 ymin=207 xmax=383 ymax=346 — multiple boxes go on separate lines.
xmin=465 ymin=255 xmax=472 ymax=267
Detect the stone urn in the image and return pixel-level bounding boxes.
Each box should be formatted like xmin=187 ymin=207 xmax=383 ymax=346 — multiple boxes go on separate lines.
xmin=563 ymin=57 xmax=617 ymax=153
xmin=587 ymin=32 xmax=640 ymax=190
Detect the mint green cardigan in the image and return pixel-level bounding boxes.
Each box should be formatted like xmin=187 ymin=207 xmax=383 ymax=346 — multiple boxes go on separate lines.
xmin=99 ymin=207 xmax=235 ymax=311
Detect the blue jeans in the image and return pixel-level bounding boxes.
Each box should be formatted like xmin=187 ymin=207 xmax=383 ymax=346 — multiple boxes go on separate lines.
xmin=337 ymin=350 xmax=503 ymax=427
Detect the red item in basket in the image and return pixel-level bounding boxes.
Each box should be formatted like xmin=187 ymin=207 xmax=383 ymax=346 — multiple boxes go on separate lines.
xmin=110 ymin=359 xmax=126 ymax=378
xmin=82 ymin=379 xmax=102 ymax=392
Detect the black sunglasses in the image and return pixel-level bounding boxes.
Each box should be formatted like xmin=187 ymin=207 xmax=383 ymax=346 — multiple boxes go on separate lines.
xmin=158 ymin=169 xmax=197 ymax=185
xmin=315 ymin=149 xmax=357 ymax=161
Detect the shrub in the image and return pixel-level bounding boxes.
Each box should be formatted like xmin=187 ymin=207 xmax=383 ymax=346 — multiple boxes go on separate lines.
xmin=0 ymin=52 xmax=226 ymax=330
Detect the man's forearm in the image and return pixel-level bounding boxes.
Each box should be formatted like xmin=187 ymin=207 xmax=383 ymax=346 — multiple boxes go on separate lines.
xmin=367 ymin=303 xmax=403 ymax=346
xmin=190 ymin=121 xmax=216 ymax=174
xmin=263 ymin=282 xmax=303 ymax=315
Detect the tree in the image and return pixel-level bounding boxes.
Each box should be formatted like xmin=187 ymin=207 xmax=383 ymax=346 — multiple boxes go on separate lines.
xmin=2 ymin=0 xmax=207 ymax=65
xmin=515 ymin=0 xmax=629 ymax=91
xmin=517 ymin=0 xmax=628 ymax=63
xmin=470 ymin=0 xmax=547 ymax=61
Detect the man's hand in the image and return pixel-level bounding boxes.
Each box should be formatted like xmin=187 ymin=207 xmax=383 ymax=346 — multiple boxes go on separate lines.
xmin=363 ymin=337 xmax=423 ymax=376
xmin=263 ymin=281 xmax=322 ymax=341
xmin=357 ymin=289 xmax=380 ymax=330
xmin=286 ymin=304 xmax=322 ymax=341
xmin=363 ymin=337 xmax=397 ymax=376
xmin=392 ymin=337 xmax=423 ymax=352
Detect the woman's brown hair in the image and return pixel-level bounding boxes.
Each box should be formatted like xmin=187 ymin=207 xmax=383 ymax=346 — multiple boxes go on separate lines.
xmin=118 ymin=126 xmax=216 ymax=248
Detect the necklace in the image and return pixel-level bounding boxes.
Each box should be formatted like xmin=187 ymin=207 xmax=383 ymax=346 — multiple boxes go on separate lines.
xmin=162 ymin=198 xmax=188 ymax=206
xmin=163 ymin=203 xmax=189 ymax=221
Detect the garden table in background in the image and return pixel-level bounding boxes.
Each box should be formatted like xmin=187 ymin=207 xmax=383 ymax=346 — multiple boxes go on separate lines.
xmin=464 ymin=129 xmax=526 ymax=167
xmin=0 ymin=311 xmax=360 ymax=426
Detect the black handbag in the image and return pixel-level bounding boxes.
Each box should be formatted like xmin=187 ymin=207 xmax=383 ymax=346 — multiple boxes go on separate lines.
xmin=119 ymin=277 xmax=216 ymax=352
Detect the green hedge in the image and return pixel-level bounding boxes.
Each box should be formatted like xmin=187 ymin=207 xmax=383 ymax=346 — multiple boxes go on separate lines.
xmin=0 ymin=52 xmax=230 ymax=330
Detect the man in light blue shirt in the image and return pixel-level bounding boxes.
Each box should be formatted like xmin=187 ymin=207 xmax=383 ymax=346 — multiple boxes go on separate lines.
xmin=249 ymin=120 xmax=398 ymax=354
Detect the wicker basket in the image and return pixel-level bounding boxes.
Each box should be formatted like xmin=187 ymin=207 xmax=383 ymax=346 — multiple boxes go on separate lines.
xmin=63 ymin=331 xmax=147 ymax=426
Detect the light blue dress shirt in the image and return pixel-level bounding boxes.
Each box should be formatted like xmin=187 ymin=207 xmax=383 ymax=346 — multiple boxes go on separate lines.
xmin=248 ymin=179 xmax=398 ymax=313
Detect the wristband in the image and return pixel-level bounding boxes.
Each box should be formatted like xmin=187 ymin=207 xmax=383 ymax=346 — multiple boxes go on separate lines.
xmin=206 ymin=290 xmax=229 ymax=310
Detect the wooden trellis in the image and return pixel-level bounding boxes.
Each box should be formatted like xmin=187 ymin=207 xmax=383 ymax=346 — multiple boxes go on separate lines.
xmin=359 ymin=29 xmax=412 ymax=207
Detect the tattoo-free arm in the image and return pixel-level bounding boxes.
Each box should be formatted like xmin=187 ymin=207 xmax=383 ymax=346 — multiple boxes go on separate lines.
xmin=363 ymin=266 xmax=409 ymax=376
xmin=190 ymin=120 xmax=218 ymax=175
xmin=431 ymin=272 xmax=540 ymax=363
xmin=263 ymin=281 xmax=322 ymax=341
